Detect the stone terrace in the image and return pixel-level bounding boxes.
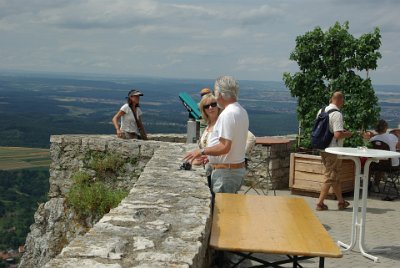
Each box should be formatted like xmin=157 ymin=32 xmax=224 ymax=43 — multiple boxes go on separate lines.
xmin=21 ymin=134 xmax=400 ymax=267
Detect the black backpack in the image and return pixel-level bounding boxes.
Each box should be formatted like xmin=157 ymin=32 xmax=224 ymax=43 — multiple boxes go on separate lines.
xmin=311 ymin=106 xmax=339 ymax=149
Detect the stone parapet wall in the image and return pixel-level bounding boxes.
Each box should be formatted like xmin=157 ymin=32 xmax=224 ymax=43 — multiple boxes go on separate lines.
xmin=20 ymin=134 xmax=294 ymax=268
xmin=148 ymin=133 xmax=187 ymax=143
xmin=20 ymin=135 xmax=211 ymax=268
xmin=246 ymin=137 xmax=295 ymax=190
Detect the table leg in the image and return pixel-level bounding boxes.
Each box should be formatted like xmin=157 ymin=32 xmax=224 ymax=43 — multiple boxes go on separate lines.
xmin=319 ymin=257 xmax=325 ymax=268
xmin=338 ymin=157 xmax=380 ymax=262
xmin=358 ymin=159 xmax=379 ymax=262
xmin=244 ymin=159 xmax=268 ymax=195
xmin=264 ymin=145 xmax=276 ymax=196
xmin=338 ymin=156 xmax=361 ymax=252
xmin=244 ymin=145 xmax=271 ymax=195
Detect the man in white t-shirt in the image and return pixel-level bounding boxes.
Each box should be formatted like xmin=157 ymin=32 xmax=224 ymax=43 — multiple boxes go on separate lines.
xmin=316 ymin=91 xmax=353 ymax=211
xmin=184 ymin=76 xmax=249 ymax=193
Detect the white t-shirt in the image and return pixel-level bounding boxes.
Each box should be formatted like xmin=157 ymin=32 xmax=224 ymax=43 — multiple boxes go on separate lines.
xmin=208 ymin=102 xmax=249 ymax=164
xmin=317 ymin=104 xmax=344 ymax=147
xmin=370 ymin=133 xmax=399 ymax=166
xmin=120 ymin=103 xmax=142 ymax=134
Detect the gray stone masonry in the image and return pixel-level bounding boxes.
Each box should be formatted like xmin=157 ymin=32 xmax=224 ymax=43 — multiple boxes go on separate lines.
xmin=20 ymin=134 xmax=296 ymax=268
xmin=246 ymin=138 xmax=295 ymax=190
xmin=20 ymin=135 xmax=212 ymax=268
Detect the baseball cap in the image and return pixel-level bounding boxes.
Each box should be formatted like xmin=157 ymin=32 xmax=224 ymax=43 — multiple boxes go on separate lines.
xmin=127 ymin=89 xmax=144 ymax=97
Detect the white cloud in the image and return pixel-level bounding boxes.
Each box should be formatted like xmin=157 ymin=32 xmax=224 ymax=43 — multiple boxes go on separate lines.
xmin=221 ymin=27 xmax=246 ymax=38
xmin=238 ymin=4 xmax=284 ymax=25
xmin=20 ymin=0 xmax=161 ymax=30
xmin=0 ymin=0 xmax=399 ymax=84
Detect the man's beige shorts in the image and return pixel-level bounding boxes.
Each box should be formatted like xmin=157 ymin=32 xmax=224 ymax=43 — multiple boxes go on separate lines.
xmin=321 ymin=151 xmax=342 ymax=186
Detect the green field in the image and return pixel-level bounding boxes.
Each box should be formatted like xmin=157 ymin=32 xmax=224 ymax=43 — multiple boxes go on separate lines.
xmin=0 ymin=147 xmax=50 ymax=170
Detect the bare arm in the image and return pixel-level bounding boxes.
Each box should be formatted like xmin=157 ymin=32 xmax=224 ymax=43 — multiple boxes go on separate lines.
xmin=183 ymin=138 xmax=232 ymax=163
xmin=334 ymin=130 xmax=352 ymax=140
xmin=112 ymin=110 xmax=125 ymax=137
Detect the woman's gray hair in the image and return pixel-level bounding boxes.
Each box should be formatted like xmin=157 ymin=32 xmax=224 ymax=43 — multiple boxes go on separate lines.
xmin=214 ymin=75 xmax=239 ymax=100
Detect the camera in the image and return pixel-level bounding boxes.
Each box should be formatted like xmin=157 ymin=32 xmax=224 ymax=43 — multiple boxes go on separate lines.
xmin=180 ymin=161 xmax=192 ymax=170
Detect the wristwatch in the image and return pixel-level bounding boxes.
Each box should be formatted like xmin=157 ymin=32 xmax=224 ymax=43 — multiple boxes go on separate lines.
xmin=200 ymin=148 xmax=206 ymax=155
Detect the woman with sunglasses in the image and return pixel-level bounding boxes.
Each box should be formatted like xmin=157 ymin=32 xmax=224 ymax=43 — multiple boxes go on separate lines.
xmin=193 ymin=93 xmax=221 ymax=189
xmin=112 ymin=89 xmax=147 ymax=140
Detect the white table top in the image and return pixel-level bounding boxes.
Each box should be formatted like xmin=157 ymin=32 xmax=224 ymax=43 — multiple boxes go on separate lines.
xmin=325 ymin=147 xmax=400 ymax=159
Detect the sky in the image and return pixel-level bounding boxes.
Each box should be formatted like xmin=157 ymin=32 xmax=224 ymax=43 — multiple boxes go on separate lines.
xmin=1 ymin=0 xmax=400 ymax=85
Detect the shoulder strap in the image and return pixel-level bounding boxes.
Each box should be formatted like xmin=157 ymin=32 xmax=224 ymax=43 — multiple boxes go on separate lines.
xmin=129 ymin=106 xmax=148 ymax=140
xmin=327 ymin=108 xmax=339 ymax=114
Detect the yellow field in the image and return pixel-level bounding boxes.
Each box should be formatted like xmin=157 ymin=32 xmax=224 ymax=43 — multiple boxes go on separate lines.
xmin=0 ymin=146 xmax=50 ymax=170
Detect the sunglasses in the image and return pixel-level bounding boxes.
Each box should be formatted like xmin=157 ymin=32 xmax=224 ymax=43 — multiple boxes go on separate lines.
xmin=203 ymin=102 xmax=218 ymax=109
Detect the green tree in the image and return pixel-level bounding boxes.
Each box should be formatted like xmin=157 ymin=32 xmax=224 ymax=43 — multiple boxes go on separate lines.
xmin=283 ymin=21 xmax=381 ymax=148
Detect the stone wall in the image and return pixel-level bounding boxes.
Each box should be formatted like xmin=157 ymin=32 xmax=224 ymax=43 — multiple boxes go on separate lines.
xmin=19 ymin=134 xmax=295 ymax=268
xmin=19 ymin=135 xmax=211 ymax=268
xmin=246 ymin=138 xmax=295 ymax=190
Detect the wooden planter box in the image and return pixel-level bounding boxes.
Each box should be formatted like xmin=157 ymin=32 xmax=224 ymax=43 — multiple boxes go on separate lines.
xmin=289 ymin=153 xmax=355 ymax=198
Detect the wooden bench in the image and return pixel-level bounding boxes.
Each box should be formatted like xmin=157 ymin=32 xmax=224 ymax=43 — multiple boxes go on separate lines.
xmin=209 ymin=193 xmax=342 ymax=267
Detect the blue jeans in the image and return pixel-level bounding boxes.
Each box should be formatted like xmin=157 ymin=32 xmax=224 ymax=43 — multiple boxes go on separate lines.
xmin=211 ymin=168 xmax=245 ymax=193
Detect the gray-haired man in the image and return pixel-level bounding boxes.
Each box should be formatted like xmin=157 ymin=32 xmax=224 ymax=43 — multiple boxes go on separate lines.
xmin=184 ymin=75 xmax=249 ymax=193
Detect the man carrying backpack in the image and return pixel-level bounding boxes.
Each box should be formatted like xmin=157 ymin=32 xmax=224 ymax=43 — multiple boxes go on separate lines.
xmin=315 ymin=91 xmax=353 ymax=211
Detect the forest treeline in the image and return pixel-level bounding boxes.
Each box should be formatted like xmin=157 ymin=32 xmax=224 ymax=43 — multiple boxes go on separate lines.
xmin=0 ymin=168 xmax=49 ymax=250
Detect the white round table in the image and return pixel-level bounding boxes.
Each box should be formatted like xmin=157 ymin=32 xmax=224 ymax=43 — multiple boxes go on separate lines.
xmin=325 ymin=147 xmax=400 ymax=262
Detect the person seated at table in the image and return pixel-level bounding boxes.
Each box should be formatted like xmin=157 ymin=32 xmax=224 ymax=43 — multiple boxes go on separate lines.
xmin=245 ymin=130 xmax=256 ymax=167
xmin=369 ymin=119 xmax=399 ymax=187
xmin=389 ymin=129 xmax=400 ymax=151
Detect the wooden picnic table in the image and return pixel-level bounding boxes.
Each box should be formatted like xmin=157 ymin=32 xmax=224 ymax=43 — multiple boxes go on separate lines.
xmin=210 ymin=193 xmax=342 ymax=267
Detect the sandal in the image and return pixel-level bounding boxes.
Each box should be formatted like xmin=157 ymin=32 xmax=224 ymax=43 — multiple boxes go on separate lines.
xmin=316 ymin=203 xmax=328 ymax=211
xmin=338 ymin=200 xmax=350 ymax=210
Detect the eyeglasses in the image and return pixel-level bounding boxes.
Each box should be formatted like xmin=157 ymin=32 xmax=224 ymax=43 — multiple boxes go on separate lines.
xmin=203 ymin=102 xmax=217 ymax=110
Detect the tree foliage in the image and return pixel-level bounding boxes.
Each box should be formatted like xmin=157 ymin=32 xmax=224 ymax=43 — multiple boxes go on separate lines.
xmin=0 ymin=169 xmax=49 ymax=250
xmin=283 ymin=21 xmax=381 ymax=147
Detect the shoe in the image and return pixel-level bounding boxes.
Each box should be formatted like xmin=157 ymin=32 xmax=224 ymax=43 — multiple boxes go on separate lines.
xmin=372 ymin=185 xmax=380 ymax=193
xmin=316 ymin=203 xmax=328 ymax=211
xmin=382 ymin=196 xmax=394 ymax=201
xmin=338 ymin=200 xmax=350 ymax=210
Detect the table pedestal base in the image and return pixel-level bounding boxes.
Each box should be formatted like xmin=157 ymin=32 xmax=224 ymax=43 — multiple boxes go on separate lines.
xmin=337 ymin=157 xmax=380 ymax=262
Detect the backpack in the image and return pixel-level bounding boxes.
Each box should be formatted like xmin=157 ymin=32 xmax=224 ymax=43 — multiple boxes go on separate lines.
xmin=311 ymin=106 xmax=339 ymax=149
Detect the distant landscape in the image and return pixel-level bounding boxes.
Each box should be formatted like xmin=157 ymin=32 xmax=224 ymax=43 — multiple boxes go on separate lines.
xmin=0 ymin=71 xmax=399 ymax=257
xmin=1 ymin=72 xmax=399 ymax=149
xmin=0 ymin=147 xmax=49 ymax=258
xmin=0 ymin=147 xmax=50 ymax=171
xmin=0 ymin=72 xmax=298 ymax=148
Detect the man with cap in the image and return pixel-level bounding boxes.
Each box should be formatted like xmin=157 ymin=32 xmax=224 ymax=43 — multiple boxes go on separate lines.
xmin=200 ymin=87 xmax=212 ymax=97
xmin=112 ymin=89 xmax=148 ymax=140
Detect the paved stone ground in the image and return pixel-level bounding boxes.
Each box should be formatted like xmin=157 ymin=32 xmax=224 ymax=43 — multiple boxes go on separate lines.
xmin=233 ymin=187 xmax=400 ymax=268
